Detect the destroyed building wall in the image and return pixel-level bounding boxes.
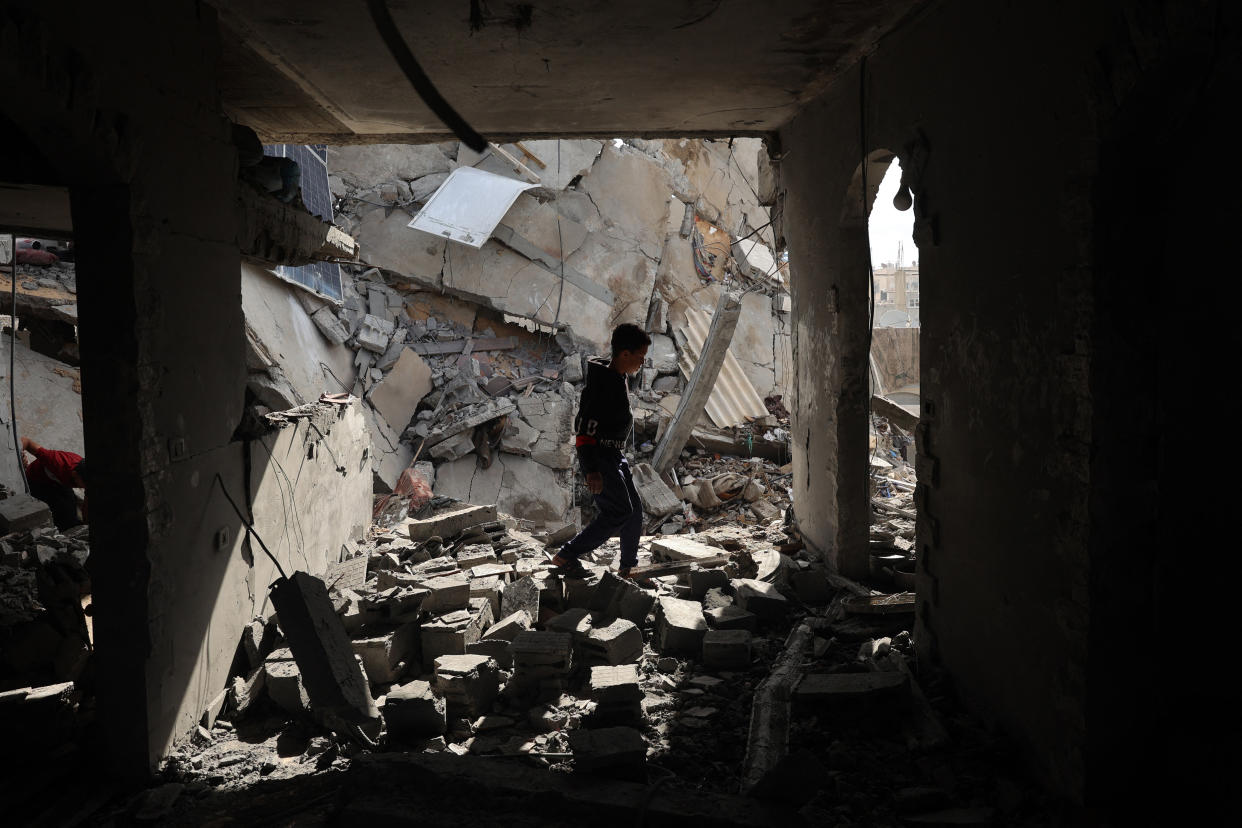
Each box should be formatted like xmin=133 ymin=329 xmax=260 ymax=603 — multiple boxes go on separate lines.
xmin=152 ymin=402 xmax=373 ymax=754
xmin=778 ymin=0 xmax=1240 ymax=807
xmin=304 ymin=137 xmax=793 ymax=526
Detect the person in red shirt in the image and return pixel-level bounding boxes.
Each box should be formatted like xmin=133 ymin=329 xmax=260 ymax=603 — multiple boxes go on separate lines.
xmin=20 ymin=436 xmax=87 ymax=529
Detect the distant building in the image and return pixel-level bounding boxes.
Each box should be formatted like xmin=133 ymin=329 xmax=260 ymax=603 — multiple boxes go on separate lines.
xmin=872 ymin=262 xmax=920 ymax=327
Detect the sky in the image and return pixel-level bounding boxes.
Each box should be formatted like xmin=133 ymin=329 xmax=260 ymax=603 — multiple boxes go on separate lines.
xmin=869 ymin=160 xmax=916 ymax=267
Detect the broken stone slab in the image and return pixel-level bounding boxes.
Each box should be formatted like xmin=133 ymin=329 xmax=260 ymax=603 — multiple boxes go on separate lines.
xmin=417 ymin=574 xmax=470 ymax=615
xmin=483 ymin=610 xmax=533 ymax=642
xmin=384 ymin=679 xmax=446 ymax=737
xmin=269 ymin=572 xmax=379 ymax=724
xmin=0 ymin=495 xmax=52 ymax=533
xmin=654 ymin=597 xmax=708 ymax=655
xmin=742 ymin=622 xmax=817 ymax=801
xmin=705 ymin=605 xmax=758 ymax=632
xmin=650 ymin=535 xmax=725 ymax=564
xmin=648 ymin=333 xmax=678 ymax=373
xmin=586 ymin=664 xmax=643 ymax=726
xmin=406 ymin=504 xmax=498 ymax=541
xmin=263 ymin=647 xmax=310 ymax=715
xmin=702 ymin=629 xmax=753 ymax=670
xmin=466 ymin=638 xmax=513 ymax=669
xmin=732 ymin=579 xmax=789 ymax=620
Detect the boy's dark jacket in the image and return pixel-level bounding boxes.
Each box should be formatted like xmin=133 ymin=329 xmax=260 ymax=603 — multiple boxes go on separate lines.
xmin=573 ymin=358 xmax=633 ymax=474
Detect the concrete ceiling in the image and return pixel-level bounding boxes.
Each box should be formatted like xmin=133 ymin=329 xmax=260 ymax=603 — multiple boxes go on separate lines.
xmin=213 ymin=0 xmax=921 ymax=144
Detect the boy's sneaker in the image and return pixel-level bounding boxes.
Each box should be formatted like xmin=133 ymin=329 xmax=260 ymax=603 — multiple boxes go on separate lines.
xmin=549 ymin=553 xmax=588 ymax=578
xmin=618 ymin=566 xmax=656 ymax=589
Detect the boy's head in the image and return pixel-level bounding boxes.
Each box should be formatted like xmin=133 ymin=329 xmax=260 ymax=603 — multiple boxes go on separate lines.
xmin=610 ymin=323 xmax=651 ymax=376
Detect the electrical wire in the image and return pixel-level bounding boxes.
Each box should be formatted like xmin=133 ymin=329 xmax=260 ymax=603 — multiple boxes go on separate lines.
xmin=366 ymin=0 xmax=487 ymax=153
xmin=213 ymin=472 xmax=287 ymax=580
xmin=727 ymin=139 xmax=778 ymax=251
xmin=8 ymin=233 xmax=28 ymax=494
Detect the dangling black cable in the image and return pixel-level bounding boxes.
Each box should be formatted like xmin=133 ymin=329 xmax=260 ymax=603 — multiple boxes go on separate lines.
xmin=366 ymin=0 xmax=487 ymax=152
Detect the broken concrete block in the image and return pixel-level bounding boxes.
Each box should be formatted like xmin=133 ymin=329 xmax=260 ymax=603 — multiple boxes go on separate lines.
xmin=650 ymin=535 xmax=724 ymax=564
xmin=509 ymin=631 xmax=573 ymax=695
xmin=582 ymin=617 xmax=644 ymax=666
xmin=631 ymin=462 xmax=681 ymax=517
xmin=269 ymin=572 xmax=378 ymax=723
xmin=263 ymin=647 xmax=309 ymax=715
xmin=501 ymin=575 xmax=541 ymax=621
xmin=352 ymin=622 xmax=420 ymax=684
xmin=561 ymin=353 xmax=584 ymax=383
xmin=586 ymin=663 xmax=643 ymax=725
xmin=499 ymin=416 xmax=540 ymax=456
xmin=434 ymin=654 xmax=500 ymax=718
xmin=483 ymin=610 xmax=533 ymax=642
xmin=567 ymin=726 xmax=646 ymax=778
xmin=732 ymin=579 xmax=789 ymax=620
xmin=702 ymin=629 xmax=752 ymax=670
xmin=654 ymin=597 xmax=707 ymax=655
xmin=455 ymin=544 xmax=497 ymax=569
xmin=307 ymin=305 xmax=350 ymax=344
xmin=384 ymin=679 xmax=446 ymax=737
xmin=0 ymin=495 xmax=52 ymax=533
xmin=588 ymin=572 xmax=656 ymax=626
xmin=406 ymin=504 xmax=498 ymax=541
xmin=369 ymin=349 xmax=433 ymax=432
xmin=705 ymin=605 xmax=758 ymax=632
xmin=688 ymin=568 xmax=730 ymax=599
xmin=469 ymin=577 xmax=504 ymax=620
xmin=420 ymin=609 xmax=478 ymax=670
xmin=648 ymin=333 xmax=678 ymax=374
xmin=356 ymin=314 xmax=392 ymax=353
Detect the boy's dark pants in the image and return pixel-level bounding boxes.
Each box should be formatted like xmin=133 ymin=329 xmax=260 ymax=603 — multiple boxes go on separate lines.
xmin=558 ymin=451 xmax=642 ymax=568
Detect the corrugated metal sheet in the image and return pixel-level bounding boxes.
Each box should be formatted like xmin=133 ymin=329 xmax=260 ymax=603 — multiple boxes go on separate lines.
xmin=678 ymin=307 xmax=769 ymax=428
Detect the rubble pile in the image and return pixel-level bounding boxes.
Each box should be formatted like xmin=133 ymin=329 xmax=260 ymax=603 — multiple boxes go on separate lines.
xmin=240 ymin=136 xmax=794 ymax=532
xmin=160 ymin=496 xmax=831 ymax=791
xmin=869 ymin=412 xmax=918 ymax=590
xmin=0 ymin=493 xmax=92 ymax=770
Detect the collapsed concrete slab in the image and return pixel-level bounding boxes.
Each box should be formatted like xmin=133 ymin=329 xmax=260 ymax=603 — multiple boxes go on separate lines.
xmin=367 ymin=349 xmax=432 ymax=434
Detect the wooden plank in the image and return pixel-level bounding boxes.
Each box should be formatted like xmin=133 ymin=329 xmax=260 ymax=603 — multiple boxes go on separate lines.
xmin=625 ymin=554 xmax=729 ymax=579
xmin=411 ymin=336 xmax=517 ymax=355
xmin=843 ymin=591 xmax=916 ymax=615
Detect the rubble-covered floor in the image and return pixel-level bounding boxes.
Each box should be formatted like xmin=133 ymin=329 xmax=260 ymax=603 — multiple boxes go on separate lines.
xmin=49 ymin=496 xmax=1057 ymax=827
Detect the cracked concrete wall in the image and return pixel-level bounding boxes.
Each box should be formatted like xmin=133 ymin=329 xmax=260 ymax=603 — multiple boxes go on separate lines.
xmin=777 ymin=0 xmax=1237 ymax=807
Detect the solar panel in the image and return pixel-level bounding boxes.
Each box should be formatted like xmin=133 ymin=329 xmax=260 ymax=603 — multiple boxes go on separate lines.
xmin=263 ymin=144 xmax=343 ymax=301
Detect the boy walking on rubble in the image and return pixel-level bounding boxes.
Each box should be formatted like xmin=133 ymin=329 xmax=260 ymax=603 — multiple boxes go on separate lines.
xmin=550 ymin=323 xmax=651 ymax=581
